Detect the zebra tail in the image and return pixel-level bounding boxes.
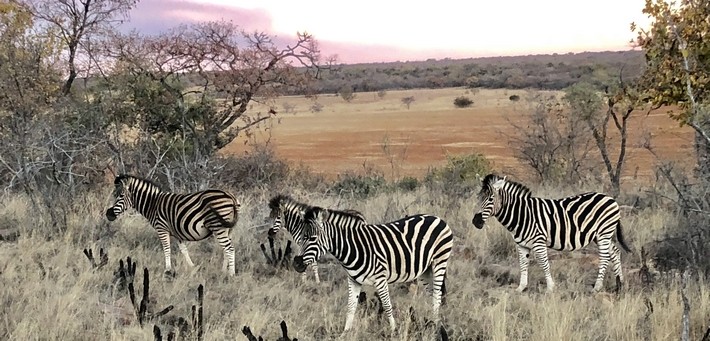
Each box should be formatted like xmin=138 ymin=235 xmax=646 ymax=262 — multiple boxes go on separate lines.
xmin=616 ymin=221 xmax=633 ymax=254
xmin=207 ymin=205 xmax=237 ymax=229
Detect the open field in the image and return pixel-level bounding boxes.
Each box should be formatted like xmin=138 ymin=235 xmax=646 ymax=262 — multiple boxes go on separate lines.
xmin=0 ymin=87 xmax=705 ymax=340
xmin=1 ymin=186 xmax=709 ymax=340
xmin=224 ymin=88 xmax=695 ymax=184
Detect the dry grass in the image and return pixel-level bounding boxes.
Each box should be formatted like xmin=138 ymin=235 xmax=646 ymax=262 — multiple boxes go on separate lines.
xmin=224 ymin=87 xmax=694 ymax=184
xmin=1 ymin=184 xmax=708 ymax=341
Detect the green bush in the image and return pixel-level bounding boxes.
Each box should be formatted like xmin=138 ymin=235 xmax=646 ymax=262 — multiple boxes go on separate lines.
xmin=331 ymin=171 xmax=386 ymax=199
xmin=453 ymin=96 xmax=474 ymax=108
xmin=396 ymin=176 xmax=420 ymax=192
xmin=425 ymin=152 xmax=492 ymax=197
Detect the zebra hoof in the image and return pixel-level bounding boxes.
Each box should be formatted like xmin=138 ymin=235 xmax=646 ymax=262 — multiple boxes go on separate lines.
xmin=164 ymin=270 xmax=177 ymax=279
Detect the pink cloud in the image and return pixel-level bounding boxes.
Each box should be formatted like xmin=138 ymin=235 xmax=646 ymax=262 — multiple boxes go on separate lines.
xmin=123 ymin=1 xmax=620 ymax=64
xmin=123 ymin=0 xmax=273 ymax=35
xmin=318 ymin=40 xmax=500 ymax=64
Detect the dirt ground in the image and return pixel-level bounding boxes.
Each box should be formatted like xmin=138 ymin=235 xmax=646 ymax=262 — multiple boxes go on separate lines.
xmin=223 ymin=88 xmax=695 ymax=183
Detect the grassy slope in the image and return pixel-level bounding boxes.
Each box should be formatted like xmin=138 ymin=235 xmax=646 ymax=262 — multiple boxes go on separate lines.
xmin=0 ymin=185 xmax=707 ymax=341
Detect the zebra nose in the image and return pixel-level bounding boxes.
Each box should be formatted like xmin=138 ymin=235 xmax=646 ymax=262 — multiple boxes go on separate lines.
xmin=472 ymin=214 xmax=485 ymax=229
xmin=105 ymin=208 xmax=117 ymax=221
xmin=293 ymin=256 xmax=307 ymax=273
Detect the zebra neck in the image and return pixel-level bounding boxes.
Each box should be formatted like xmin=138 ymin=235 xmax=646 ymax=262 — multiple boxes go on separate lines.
xmin=320 ymin=222 xmax=363 ymax=263
xmin=132 ymin=189 xmax=167 ymax=218
xmin=495 ymin=195 xmax=531 ymax=231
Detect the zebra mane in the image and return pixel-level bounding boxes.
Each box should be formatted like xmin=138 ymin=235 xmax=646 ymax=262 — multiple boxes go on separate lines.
xmin=305 ymin=206 xmax=367 ymax=225
xmin=481 ymin=173 xmax=532 ymax=197
xmin=115 ymin=174 xmax=164 ymax=191
xmin=268 ymin=194 xmax=313 ymax=215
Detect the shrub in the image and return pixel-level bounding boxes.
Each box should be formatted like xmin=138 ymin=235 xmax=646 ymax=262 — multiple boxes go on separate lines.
xmin=425 ymin=152 xmax=492 ymax=197
xmin=453 ymin=96 xmax=474 ymax=108
xmin=331 ymin=171 xmax=386 ymax=199
xmin=310 ymin=102 xmax=324 ymax=113
xmin=509 ymin=95 xmax=520 ymax=101
xmin=339 ymin=85 xmax=355 ymax=102
xmin=216 ymin=145 xmax=290 ymax=190
xmin=396 ymin=176 xmax=419 ymax=192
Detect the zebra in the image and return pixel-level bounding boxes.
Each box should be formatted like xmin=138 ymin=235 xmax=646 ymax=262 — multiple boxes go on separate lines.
xmin=471 ymin=174 xmax=632 ymax=293
xmin=105 ymin=174 xmax=240 ymax=275
xmin=293 ymin=206 xmax=453 ymax=333
xmin=267 ymin=194 xmax=340 ymax=283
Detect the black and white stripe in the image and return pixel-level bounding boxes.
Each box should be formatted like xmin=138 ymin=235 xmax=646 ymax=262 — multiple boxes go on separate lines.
xmin=105 ymin=174 xmax=240 ymax=275
xmin=267 ymin=195 xmax=324 ymax=282
xmin=472 ymin=174 xmax=632 ymax=292
xmin=293 ymin=206 xmax=453 ymax=333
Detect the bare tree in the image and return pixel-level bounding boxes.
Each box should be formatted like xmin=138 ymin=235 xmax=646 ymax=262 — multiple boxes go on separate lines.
xmin=103 ymin=23 xmax=329 ymax=156
xmin=28 ymin=0 xmax=138 ymax=96
xmin=401 ymin=96 xmax=415 ymax=109
xmin=564 ymin=77 xmax=645 ymax=197
xmin=507 ymin=92 xmax=594 ymax=184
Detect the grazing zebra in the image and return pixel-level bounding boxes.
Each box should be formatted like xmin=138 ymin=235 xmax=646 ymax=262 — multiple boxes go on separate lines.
xmin=293 ymin=206 xmax=453 ymax=333
xmin=267 ymin=194 xmax=334 ymax=283
xmin=471 ymin=174 xmax=632 ymax=293
xmin=105 ymin=174 xmax=240 ymax=275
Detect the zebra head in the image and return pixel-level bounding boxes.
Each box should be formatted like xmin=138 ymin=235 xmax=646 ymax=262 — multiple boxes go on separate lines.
xmin=293 ymin=206 xmax=327 ymax=273
xmin=105 ymin=175 xmax=134 ymax=221
xmin=268 ymin=195 xmax=303 ymax=237
xmin=472 ymin=174 xmax=507 ymax=229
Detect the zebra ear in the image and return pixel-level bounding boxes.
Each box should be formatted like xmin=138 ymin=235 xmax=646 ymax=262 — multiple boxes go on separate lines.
xmin=316 ymin=208 xmax=329 ymax=223
xmin=492 ymin=177 xmax=506 ymax=190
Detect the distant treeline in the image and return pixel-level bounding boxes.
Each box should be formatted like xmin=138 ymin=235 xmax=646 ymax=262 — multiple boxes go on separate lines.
xmin=312 ymin=50 xmax=645 ymax=95
xmin=98 ymin=50 xmax=645 ymax=96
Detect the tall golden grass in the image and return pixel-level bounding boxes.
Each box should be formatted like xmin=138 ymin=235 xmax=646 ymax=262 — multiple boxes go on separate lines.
xmin=0 ymin=182 xmax=707 ymax=341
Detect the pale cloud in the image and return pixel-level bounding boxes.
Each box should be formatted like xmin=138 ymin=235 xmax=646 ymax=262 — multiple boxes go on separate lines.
xmin=124 ymin=0 xmax=652 ymax=63
xmin=123 ymin=0 xmax=274 ymax=35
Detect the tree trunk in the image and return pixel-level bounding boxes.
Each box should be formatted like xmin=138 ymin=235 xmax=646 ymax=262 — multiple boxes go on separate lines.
xmin=694 ymin=123 xmax=710 ymax=177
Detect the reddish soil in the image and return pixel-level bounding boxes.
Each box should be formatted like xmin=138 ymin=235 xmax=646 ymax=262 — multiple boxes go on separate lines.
xmin=223 ymin=88 xmax=695 ymax=184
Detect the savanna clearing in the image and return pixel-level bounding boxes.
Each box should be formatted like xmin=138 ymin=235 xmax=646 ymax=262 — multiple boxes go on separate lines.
xmin=226 ymin=87 xmax=695 ymax=184
xmin=0 ymin=89 xmax=705 ymax=341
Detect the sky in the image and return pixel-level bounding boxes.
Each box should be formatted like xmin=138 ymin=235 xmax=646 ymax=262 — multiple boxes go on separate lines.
xmin=124 ymin=0 xmax=653 ymax=64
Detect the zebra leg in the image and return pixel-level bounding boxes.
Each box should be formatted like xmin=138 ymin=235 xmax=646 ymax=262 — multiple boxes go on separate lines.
xmin=594 ymin=238 xmax=613 ymax=292
xmin=177 ymin=242 xmax=195 ymax=267
xmin=156 ymin=229 xmax=173 ymax=274
xmin=610 ymin=244 xmax=623 ymax=292
xmin=610 ymin=244 xmax=623 ymax=281
xmin=213 ymin=229 xmax=236 ymax=275
xmin=311 ymin=263 xmax=320 ymax=283
xmin=374 ymin=278 xmax=396 ymax=333
xmin=431 ymin=264 xmax=448 ymax=324
xmin=532 ymin=244 xmax=554 ymax=293
xmin=343 ymin=277 xmax=362 ymax=333
xmin=515 ymin=244 xmax=531 ymax=292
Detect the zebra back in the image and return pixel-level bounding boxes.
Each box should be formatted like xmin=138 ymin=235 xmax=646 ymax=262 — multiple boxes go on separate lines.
xmin=304 ymin=206 xmax=454 ymax=283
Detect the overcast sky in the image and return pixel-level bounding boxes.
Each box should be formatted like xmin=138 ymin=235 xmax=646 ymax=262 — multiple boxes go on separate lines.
xmin=123 ymin=0 xmax=652 ymax=64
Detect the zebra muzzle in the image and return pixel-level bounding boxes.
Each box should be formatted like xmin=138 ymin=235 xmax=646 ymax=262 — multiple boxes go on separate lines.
xmin=293 ymin=256 xmax=307 ymax=273
xmin=472 ymin=213 xmax=485 ymax=229
xmin=105 ymin=208 xmax=117 ymax=221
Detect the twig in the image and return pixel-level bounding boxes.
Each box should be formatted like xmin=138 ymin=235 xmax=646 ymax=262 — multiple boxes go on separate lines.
xmin=681 ymin=268 xmax=691 ymax=341
xmin=260 ymin=236 xmax=292 ymax=268
xmin=83 ymin=248 xmax=108 ymax=270
xmin=439 ymin=325 xmax=449 ymax=341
